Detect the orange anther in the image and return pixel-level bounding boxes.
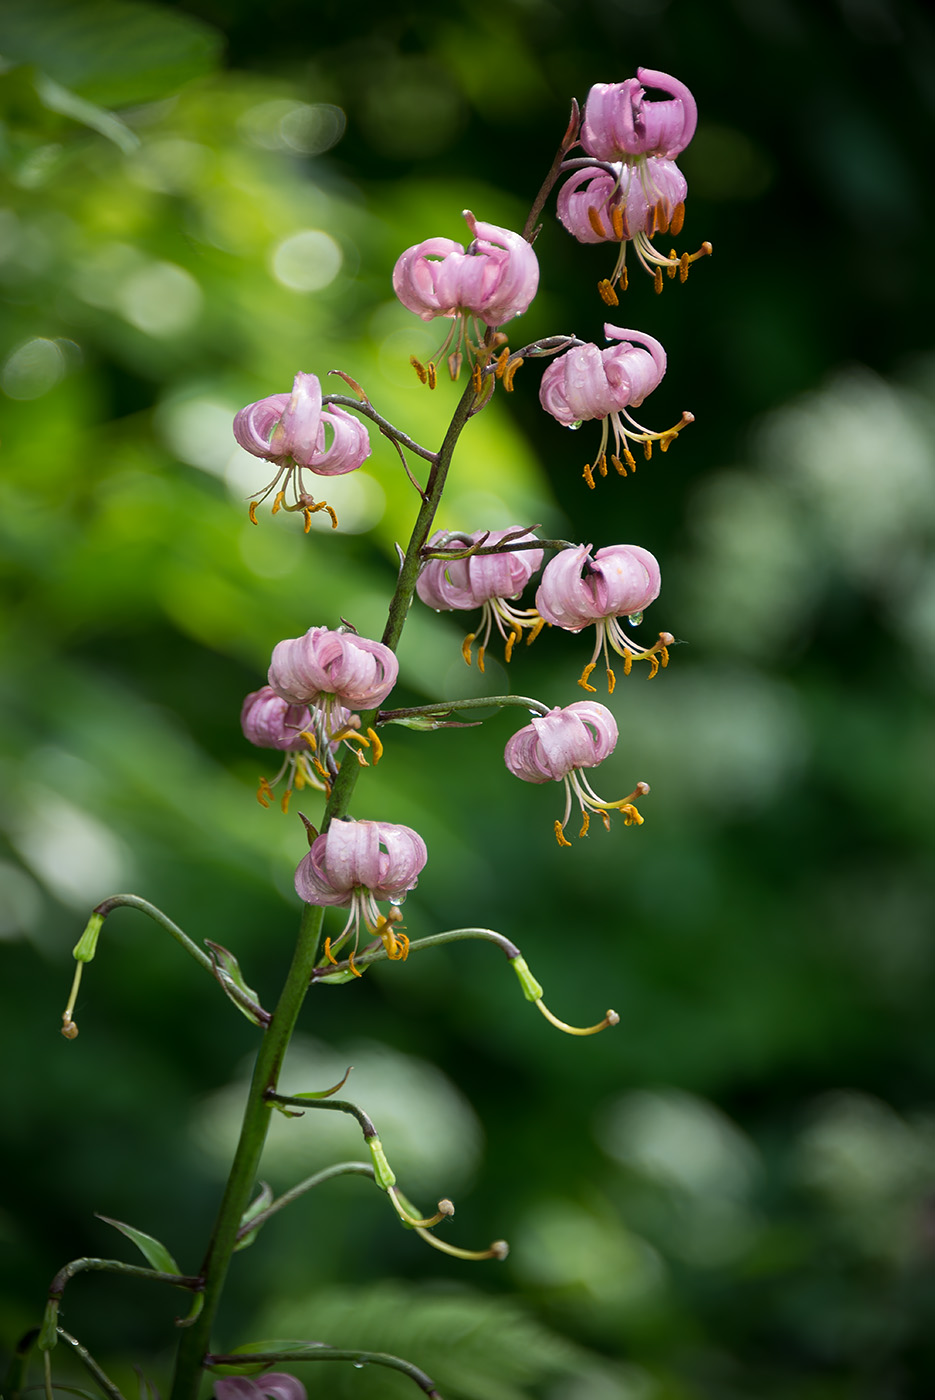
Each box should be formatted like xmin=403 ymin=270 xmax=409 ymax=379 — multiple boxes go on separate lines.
xmin=611 ymin=454 xmax=627 ymax=477
xmin=410 ymin=356 xmax=427 ymax=384
xmin=578 ymin=661 xmax=597 ymax=693
xmin=427 ymin=361 xmax=438 ymax=390
xmin=587 ymin=206 xmax=607 ymax=238
xmin=610 ymin=205 xmax=625 ymax=241
xmin=582 ymin=462 xmax=596 ymax=490
xmin=461 ymin=633 xmax=475 ymax=666
xmin=578 ymin=809 xmax=590 ymax=839
xmin=598 ymin=278 xmax=619 ymax=307
xmin=248 ymin=502 xmax=259 ymax=525
xmin=670 ymin=202 xmax=685 ymax=236
xmin=606 ymin=668 xmax=616 ymax=695
xmin=653 ymin=268 xmax=664 ymax=295
xmin=554 ymin=820 xmax=572 ymax=848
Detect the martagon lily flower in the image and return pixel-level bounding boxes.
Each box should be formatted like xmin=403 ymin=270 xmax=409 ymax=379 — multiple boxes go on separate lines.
xmin=241 ymin=685 xmax=363 ymax=811
xmin=296 ymin=818 xmax=428 ymax=972
xmin=505 ymin=701 xmax=649 ymax=846
xmin=539 ymin=324 xmax=693 ymax=487
xmin=393 ymin=211 xmax=539 ymax=383
xmin=535 ymin=543 xmax=674 ymax=692
xmin=580 ymin=68 xmax=698 ymax=162
xmin=558 ymin=69 xmax=710 ymax=302
xmin=233 ymin=371 xmax=371 ymax=528
xmin=557 ymin=159 xmax=710 ymax=302
xmin=417 ymin=527 xmax=544 ymax=667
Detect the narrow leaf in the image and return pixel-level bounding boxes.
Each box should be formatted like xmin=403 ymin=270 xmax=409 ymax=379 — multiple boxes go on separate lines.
xmin=95 ymin=1215 xmax=180 ymax=1275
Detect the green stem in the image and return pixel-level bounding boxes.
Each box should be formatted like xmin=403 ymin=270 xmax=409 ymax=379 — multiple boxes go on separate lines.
xmin=235 ymin=1162 xmax=374 ymax=1242
xmin=205 ymin=1348 xmax=441 ymax=1398
xmin=379 ymin=695 xmax=550 ymax=723
xmin=56 ymin=1329 xmax=127 ymax=1400
xmin=168 ymin=375 xmax=481 ymax=1400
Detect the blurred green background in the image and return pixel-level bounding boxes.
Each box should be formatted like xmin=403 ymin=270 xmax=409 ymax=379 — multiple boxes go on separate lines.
xmin=3 ymin=0 xmax=935 ymax=1396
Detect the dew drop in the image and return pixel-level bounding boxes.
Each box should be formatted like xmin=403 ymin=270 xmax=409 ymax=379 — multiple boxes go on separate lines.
xmin=627 ymin=611 xmax=643 ymax=626
xmin=566 ymin=420 xmax=583 ymax=432
xmin=353 ymin=1361 xmax=367 ymax=1370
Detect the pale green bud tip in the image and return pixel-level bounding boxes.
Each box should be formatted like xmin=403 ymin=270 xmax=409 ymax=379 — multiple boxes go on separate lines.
xmin=366 ymin=1135 xmax=397 ymax=1189
xmin=510 ymin=955 xmax=544 ymax=1003
xmin=73 ymin=912 xmax=104 ymax=962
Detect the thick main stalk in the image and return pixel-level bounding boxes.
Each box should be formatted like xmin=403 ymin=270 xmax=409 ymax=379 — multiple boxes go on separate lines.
xmin=168 ymin=375 xmax=480 ymax=1399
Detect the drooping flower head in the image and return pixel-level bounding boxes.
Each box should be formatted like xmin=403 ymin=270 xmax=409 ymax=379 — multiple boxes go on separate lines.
xmin=417 ymin=527 xmax=544 ymax=668
xmin=233 ymin=371 xmax=371 ymax=529
xmin=241 ymin=685 xmax=362 ymax=811
xmin=535 ymin=544 xmax=673 ymax=691
xmin=393 ymin=211 xmax=539 ymax=382
xmin=214 ymin=1374 xmax=306 ymax=1400
xmin=580 ymin=69 xmax=697 ymax=163
xmin=560 ymin=69 xmax=710 ymax=301
xmin=269 ymin=626 xmax=398 ymax=712
xmin=296 ymin=818 xmax=428 ymax=970
xmin=557 ymin=159 xmax=710 ymax=301
xmin=504 ymin=701 xmax=649 ymax=845
xmin=539 ymin=324 xmax=692 ymax=488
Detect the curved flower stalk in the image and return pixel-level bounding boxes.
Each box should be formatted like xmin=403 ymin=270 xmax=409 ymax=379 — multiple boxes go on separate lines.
xmin=417 ymin=527 xmax=545 ymax=667
xmin=241 ymin=686 xmax=370 ymax=811
xmin=295 ymin=818 xmax=427 ymax=972
xmin=539 ymin=323 xmax=693 ymax=487
xmin=557 ymin=159 xmax=711 ymax=301
xmin=504 ymin=700 xmax=649 ymax=845
xmin=535 ymin=544 xmax=674 ymax=691
xmin=393 ymin=211 xmax=539 ymax=383
xmin=234 ymin=371 xmax=371 ymax=528
xmin=580 ymin=68 xmax=697 ymax=162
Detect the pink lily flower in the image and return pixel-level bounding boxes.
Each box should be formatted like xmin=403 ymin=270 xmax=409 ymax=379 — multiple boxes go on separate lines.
xmin=504 ymin=701 xmax=649 ymax=845
xmin=557 ymin=158 xmax=708 ymax=300
xmin=417 ymin=527 xmax=544 ymax=667
xmin=233 ymin=371 xmax=371 ymax=528
xmin=296 ymin=817 xmax=428 ymax=969
xmin=241 ymin=684 xmax=361 ymax=811
xmin=539 ymin=324 xmax=692 ymax=487
xmin=580 ymin=68 xmax=697 ymax=163
xmin=268 ymin=626 xmax=398 ymax=716
xmin=535 ymin=544 xmax=673 ymax=691
xmin=393 ymin=211 xmax=538 ymax=381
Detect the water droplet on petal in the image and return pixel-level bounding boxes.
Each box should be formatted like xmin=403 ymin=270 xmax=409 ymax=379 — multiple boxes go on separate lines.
xmin=627 ymin=611 xmax=643 ymax=626
xmin=565 ymin=420 xmax=583 ymax=432
xmin=353 ymin=1362 xmax=367 ymax=1370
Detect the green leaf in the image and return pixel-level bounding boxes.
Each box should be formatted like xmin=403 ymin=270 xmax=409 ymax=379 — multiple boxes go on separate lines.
xmin=205 ymin=941 xmax=267 ymax=1027
xmin=234 ymin=1181 xmax=274 ymax=1253
xmin=95 ymin=1214 xmax=180 ymax=1275
xmin=0 ymin=0 xmax=222 ymax=108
